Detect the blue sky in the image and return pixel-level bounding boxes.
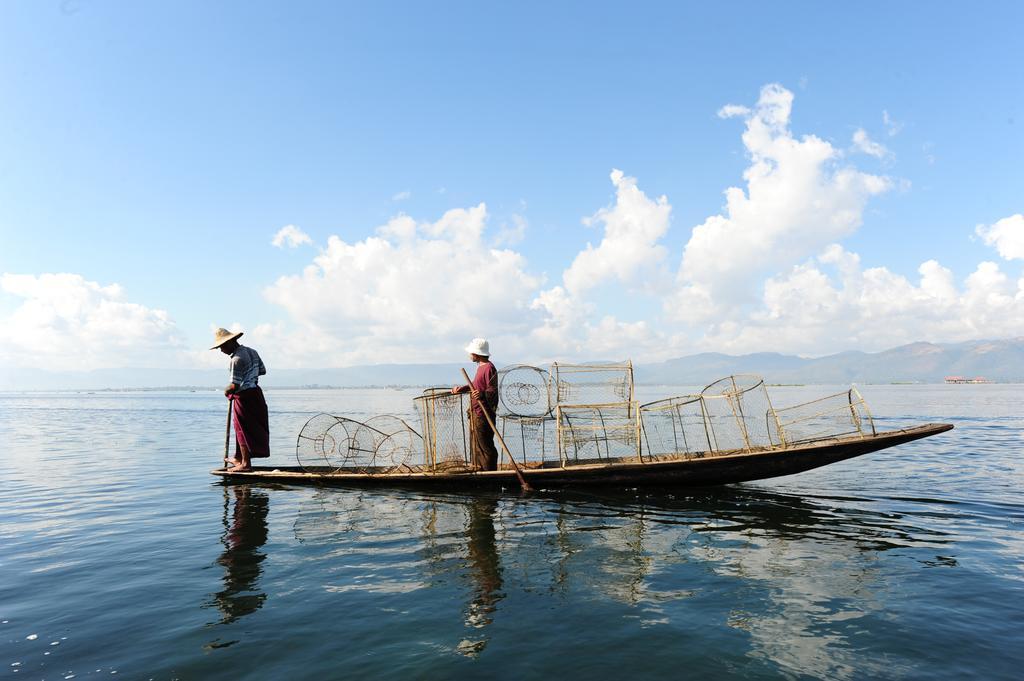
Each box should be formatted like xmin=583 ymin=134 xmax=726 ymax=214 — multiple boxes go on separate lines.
xmin=1 ymin=1 xmax=1022 ymax=371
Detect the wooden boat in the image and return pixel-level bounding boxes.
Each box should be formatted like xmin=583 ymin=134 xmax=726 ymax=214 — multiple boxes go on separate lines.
xmin=212 ymin=422 xmax=953 ymax=490
xmin=212 ymin=370 xmax=954 ymax=491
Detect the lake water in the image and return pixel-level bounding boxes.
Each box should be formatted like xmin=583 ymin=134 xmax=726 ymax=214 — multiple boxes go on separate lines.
xmin=1 ymin=385 xmax=1022 ymax=680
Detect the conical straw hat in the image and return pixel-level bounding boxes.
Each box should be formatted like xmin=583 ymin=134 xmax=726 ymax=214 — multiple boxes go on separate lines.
xmin=210 ymin=327 xmax=244 ymax=350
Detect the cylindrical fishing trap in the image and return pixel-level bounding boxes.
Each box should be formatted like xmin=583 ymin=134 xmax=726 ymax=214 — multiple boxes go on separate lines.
xmin=497 ymin=364 xmax=553 ymax=417
xmin=295 ymin=413 xmax=374 ymax=472
xmin=352 ymin=414 xmax=423 ymax=471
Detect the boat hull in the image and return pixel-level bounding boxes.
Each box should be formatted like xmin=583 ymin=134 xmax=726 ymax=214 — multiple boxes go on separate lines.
xmin=212 ymin=423 xmax=953 ymax=491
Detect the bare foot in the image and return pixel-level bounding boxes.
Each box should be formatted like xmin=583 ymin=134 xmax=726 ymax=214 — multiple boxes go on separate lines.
xmin=228 ymin=464 xmax=253 ymax=473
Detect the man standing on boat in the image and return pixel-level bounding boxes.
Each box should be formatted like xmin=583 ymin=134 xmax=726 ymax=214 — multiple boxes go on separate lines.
xmin=452 ymin=338 xmax=499 ymax=471
xmin=211 ymin=328 xmax=270 ymax=472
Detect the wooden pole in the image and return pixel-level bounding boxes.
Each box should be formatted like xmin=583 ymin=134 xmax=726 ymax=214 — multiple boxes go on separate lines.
xmin=224 ymin=398 xmax=233 ymax=467
xmin=461 ymin=368 xmax=533 ymax=492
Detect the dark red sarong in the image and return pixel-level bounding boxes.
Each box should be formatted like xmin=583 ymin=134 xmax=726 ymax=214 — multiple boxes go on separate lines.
xmin=231 ymin=386 xmax=270 ymax=458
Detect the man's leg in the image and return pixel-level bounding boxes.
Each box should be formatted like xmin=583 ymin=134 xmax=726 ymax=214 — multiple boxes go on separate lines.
xmin=472 ymin=411 xmax=499 ymax=471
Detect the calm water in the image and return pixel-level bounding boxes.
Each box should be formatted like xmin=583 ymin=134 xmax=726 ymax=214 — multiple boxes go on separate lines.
xmin=1 ymin=385 xmax=1022 ymax=680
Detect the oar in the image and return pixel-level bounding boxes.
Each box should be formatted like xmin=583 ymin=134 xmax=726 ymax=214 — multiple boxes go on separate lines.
xmin=461 ymin=368 xmax=533 ymax=492
xmin=223 ymin=398 xmax=233 ymax=468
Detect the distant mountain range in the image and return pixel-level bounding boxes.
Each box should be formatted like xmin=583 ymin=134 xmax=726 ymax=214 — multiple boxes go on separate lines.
xmin=4 ymin=338 xmax=1024 ymax=391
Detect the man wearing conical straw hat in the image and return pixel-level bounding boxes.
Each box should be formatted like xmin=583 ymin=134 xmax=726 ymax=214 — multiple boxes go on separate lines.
xmin=451 ymin=338 xmax=499 ymax=471
xmin=211 ymin=328 xmax=270 ymax=472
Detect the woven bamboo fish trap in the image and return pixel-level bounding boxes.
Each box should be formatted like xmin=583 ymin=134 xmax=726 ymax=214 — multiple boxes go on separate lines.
xmin=414 ymin=388 xmax=472 ymax=471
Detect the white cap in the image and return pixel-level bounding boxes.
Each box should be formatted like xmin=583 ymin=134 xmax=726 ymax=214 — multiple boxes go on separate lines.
xmin=464 ymin=338 xmax=490 ymax=357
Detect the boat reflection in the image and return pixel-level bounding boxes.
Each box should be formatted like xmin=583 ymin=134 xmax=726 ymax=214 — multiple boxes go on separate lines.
xmin=207 ymin=484 xmax=270 ymax=631
xmin=286 ymin=483 xmax=954 ymax=672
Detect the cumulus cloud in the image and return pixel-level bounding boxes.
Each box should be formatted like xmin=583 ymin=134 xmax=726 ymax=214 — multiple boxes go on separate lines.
xmin=671 ymin=83 xmax=893 ymax=323
xmin=562 ymin=169 xmax=671 ymax=296
xmin=527 ymin=169 xmax=672 ymax=357
xmin=392 ymin=190 xmax=411 ymax=202
xmin=696 ymin=244 xmax=1024 ymax=355
xmin=975 ymin=214 xmax=1024 ymax=260
xmin=851 ymin=128 xmax=892 ymax=159
xmin=262 ymin=204 xmax=544 ymax=366
xmin=0 ymin=273 xmax=184 ymax=369
xmin=271 ymin=224 xmax=312 ymax=248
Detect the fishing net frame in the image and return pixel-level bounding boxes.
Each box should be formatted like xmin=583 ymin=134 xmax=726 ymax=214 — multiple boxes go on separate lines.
xmin=771 ymin=387 xmax=876 ymax=445
xmin=549 ymin=361 xmax=635 ymax=411
xmin=555 ymin=402 xmax=642 ymax=466
xmin=498 ymin=413 xmax=558 ymax=466
xmin=638 ymin=394 xmax=713 ymax=460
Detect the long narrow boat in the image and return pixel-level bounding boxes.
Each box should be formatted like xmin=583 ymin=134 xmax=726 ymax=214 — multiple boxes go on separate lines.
xmin=212 ymin=369 xmax=954 ymax=491
xmin=213 ymin=422 xmax=953 ymax=491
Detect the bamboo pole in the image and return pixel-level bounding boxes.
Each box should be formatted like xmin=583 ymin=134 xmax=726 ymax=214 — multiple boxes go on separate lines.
xmin=461 ymin=368 xmax=533 ymax=492
xmin=223 ymin=398 xmax=233 ymax=467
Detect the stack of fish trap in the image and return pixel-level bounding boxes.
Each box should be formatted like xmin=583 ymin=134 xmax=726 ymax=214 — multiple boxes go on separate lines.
xmin=295 ymin=362 xmax=879 ymax=474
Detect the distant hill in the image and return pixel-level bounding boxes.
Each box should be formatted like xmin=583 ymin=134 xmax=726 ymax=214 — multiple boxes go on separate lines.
xmin=3 ymin=338 xmax=1023 ymax=390
xmin=636 ymin=338 xmax=1024 ymax=385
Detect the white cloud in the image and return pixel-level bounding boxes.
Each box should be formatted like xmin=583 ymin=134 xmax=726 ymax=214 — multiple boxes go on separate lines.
xmin=672 ymin=84 xmax=893 ymax=323
xmin=717 ymin=104 xmax=750 ymax=119
xmin=697 ymin=245 xmax=1024 ymax=355
xmin=975 ymin=214 xmax=1024 ymax=260
xmin=527 ymin=169 xmax=672 ymax=357
xmin=562 ymin=169 xmax=671 ymax=296
xmin=851 ymin=128 xmax=892 ymax=159
xmin=882 ymin=110 xmax=903 ymax=137
xmin=392 ymin=190 xmax=412 ymax=201
xmin=0 ymin=273 xmax=185 ymax=369
xmin=271 ymin=224 xmax=313 ymax=248
xmin=494 ymin=213 xmax=528 ymax=247
xmin=262 ymin=204 xmax=544 ymax=366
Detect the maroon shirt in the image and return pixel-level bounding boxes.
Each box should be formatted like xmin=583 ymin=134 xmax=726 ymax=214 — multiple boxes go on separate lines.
xmin=468 ymin=361 xmax=499 ymax=416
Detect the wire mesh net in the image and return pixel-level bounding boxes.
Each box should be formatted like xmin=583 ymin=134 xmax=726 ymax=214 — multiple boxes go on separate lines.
xmin=639 ymin=395 xmax=712 ymax=458
xmin=556 ymin=403 xmax=639 ymax=464
xmin=638 ymin=375 xmax=783 ymax=458
xmin=700 ymin=375 xmax=781 ymax=452
xmin=550 ymin=362 xmax=634 ymax=407
xmin=295 ymin=414 xmax=375 ymax=472
xmin=497 ymin=364 xmax=553 ymax=417
xmin=415 ymin=388 xmax=472 ymax=471
xmin=498 ymin=414 xmax=557 ymax=465
xmin=772 ymin=388 xmax=875 ymax=445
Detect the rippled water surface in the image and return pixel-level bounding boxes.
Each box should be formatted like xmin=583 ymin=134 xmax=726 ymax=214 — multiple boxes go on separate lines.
xmin=2 ymin=385 xmax=1022 ymax=680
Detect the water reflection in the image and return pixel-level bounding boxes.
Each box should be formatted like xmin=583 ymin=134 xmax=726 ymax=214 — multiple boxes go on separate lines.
xmin=208 ymin=485 xmax=270 ymax=628
xmin=285 ymin=484 xmax=957 ymax=672
xmin=457 ymin=497 xmax=504 ymax=656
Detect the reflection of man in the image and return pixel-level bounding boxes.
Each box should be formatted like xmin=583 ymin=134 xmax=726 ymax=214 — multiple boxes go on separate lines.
xmin=462 ymin=497 xmax=503 ymax=649
xmin=211 ymin=327 xmax=270 ymax=472
xmin=211 ymin=485 xmax=270 ymax=624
